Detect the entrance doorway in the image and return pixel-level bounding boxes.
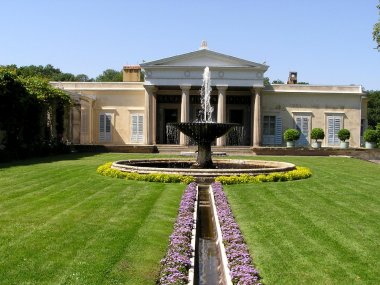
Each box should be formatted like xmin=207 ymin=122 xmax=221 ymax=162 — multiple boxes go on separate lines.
xmin=163 ymin=109 xmax=178 ymax=144
xmin=228 ymin=109 xmax=244 ymax=145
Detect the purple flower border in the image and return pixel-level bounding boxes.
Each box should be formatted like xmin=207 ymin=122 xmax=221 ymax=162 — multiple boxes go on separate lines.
xmin=158 ymin=182 xmax=197 ymax=285
xmin=212 ymin=182 xmax=261 ymax=285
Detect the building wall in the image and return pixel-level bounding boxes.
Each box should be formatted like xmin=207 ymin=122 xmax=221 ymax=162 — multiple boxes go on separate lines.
xmin=262 ymin=90 xmax=363 ymax=147
xmin=84 ymin=90 xmax=145 ymax=144
xmin=51 ymin=82 xmax=146 ymax=145
xmin=51 ymin=81 xmax=366 ymax=148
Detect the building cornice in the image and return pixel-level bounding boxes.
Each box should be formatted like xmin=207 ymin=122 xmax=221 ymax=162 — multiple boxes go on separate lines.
xmin=264 ymin=84 xmax=364 ymax=94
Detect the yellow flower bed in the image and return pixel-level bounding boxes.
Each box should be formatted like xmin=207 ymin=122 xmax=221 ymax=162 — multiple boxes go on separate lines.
xmin=96 ymin=162 xmax=195 ymax=184
xmin=215 ymin=166 xmax=312 ymax=185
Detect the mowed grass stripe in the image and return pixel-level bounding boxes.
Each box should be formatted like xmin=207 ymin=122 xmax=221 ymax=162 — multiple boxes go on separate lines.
xmin=103 ymin=183 xmax=183 ymax=285
xmin=54 ymin=183 xmax=168 ymax=285
xmin=225 ymin=157 xmax=380 ymax=285
xmin=0 ymin=154 xmax=184 ymax=285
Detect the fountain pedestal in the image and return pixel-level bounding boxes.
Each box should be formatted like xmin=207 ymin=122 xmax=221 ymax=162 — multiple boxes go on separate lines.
xmin=193 ymin=143 xmax=213 ymax=169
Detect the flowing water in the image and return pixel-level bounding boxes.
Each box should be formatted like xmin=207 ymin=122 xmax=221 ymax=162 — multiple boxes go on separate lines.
xmin=195 ymin=185 xmax=221 ymax=285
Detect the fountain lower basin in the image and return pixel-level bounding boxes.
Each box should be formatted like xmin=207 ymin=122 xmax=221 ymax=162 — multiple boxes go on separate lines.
xmin=112 ymin=159 xmax=296 ymax=183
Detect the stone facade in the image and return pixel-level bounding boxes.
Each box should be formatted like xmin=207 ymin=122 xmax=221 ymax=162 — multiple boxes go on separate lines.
xmin=51 ymin=47 xmax=367 ymax=148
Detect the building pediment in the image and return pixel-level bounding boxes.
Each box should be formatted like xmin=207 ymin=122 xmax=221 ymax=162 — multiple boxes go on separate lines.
xmin=141 ymin=48 xmax=269 ymax=87
xmin=141 ymin=49 xmax=268 ymax=70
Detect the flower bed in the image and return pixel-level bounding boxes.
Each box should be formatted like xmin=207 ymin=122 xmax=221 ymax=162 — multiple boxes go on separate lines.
xmin=158 ymin=182 xmax=197 ymax=285
xmin=96 ymin=162 xmax=195 ymax=184
xmin=215 ymin=166 xmax=312 ymax=185
xmin=212 ymin=182 xmax=261 ymax=285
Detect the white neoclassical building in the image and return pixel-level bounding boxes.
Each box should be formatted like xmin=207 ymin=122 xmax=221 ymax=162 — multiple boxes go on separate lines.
xmin=52 ymin=43 xmax=367 ymax=148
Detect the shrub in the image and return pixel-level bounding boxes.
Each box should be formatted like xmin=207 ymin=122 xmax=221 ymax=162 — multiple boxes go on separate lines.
xmin=283 ymin=128 xmax=300 ymax=142
xmin=96 ymin=162 xmax=195 ymax=184
xmin=215 ymin=167 xmax=312 ymax=185
xmin=337 ymin=128 xmax=350 ymax=142
xmin=363 ymin=129 xmax=378 ymax=143
xmin=310 ymin=128 xmax=325 ymax=141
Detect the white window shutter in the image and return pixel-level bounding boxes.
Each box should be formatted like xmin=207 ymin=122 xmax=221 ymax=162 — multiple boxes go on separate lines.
xmin=274 ymin=116 xmax=282 ymax=145
xmin=99 ymin=114 xmax=105 ymax=141
xmin=327 ymin=115 xmax=342 ymax=145
xmin=105 ymin=114 xmax=112 ymax=142
xmin=295 ymin=116 xmax=310 ymax=146
xmin=131 ymin=114 xmax=144 ymax=143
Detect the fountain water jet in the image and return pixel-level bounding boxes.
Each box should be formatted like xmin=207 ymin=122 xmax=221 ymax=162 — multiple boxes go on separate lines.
xmin=168 ymin=67 xmax=238 ymax=168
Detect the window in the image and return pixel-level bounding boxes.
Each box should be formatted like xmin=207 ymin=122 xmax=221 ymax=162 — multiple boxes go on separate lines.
xmin=131 ymin=114 xmax=144 ymax=143
xmin=294 ymin=115 xmax=310 ymax=146
xmin=327 ymin=115 xmax=343 ymax=145
xmin=263 ymin=115 xmax=282 ymax=145
xmin=99 ymin=113 xmax=112 ymax=142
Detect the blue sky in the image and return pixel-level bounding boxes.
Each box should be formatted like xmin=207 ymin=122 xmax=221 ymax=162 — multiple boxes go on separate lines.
xmin=1 ymin=0 xmax=379 ymax=90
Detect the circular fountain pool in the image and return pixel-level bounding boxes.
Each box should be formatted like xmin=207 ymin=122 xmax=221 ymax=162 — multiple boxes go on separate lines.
xmin=112 ymin=159 xmax=296 ymax=183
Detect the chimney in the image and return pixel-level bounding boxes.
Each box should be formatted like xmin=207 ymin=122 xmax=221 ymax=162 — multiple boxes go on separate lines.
xmin=123 ymin=65 xmax=141 ymax=82
xmin=287 ymin=71 xmax=297 ymax=84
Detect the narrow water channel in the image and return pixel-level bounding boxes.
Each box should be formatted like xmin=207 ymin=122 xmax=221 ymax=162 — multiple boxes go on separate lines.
xmin=194 ymin=185 xmax=221 ymax=285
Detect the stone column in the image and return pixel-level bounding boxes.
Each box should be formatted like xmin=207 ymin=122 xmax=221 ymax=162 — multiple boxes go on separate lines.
xmin=151 ymin=92 xmax=157 ymax=145
xmin=216 ymin=85 xmax=228 ymax=146
xmin=144 ymin=85 xmax=156 ymax=145
xmin=252 ymin=88 xmax=262 ymax=147
xmin=180 ymin=85 xmax=191 ymax=145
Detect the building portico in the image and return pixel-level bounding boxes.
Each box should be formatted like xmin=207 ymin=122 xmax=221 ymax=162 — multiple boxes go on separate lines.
xmin=140 ymin=43 xmax=268 ymax=146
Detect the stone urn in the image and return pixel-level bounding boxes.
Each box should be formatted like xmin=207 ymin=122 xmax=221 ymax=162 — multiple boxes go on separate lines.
xmin=365 ymin=142 xmax=376 ymax=149
xmin=311 ymin=141 xmax=322 ymax=149
xmin=340 ymin=141 xmax=349 ymax=149
xmin=286 ymin=141 xmax=295 ymax=148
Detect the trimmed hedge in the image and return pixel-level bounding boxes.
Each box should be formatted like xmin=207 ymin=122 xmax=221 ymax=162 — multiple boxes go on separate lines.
xmin=215 ymin=167 xmax=312 ymax=185
xmin=96 ymin=162 xmax=195 ymax=184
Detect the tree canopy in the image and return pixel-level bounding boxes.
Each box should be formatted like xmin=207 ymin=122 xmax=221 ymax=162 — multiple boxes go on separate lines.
xmin=96 ymin=69 xmax=123 ymax=82
xmin=367 ymin=90 xmax=380 ymax=128
xmin=0 ymin=68 xmax=71 ymax=151
xmin=374 ymin=1 xmax=380 ymax=51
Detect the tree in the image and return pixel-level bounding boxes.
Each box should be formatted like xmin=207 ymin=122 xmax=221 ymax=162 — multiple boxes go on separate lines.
xmin=0 ymin=68 xmax=71 ymax=153
xmin=272 ymin=79 xmax=284 ymax=84
xmin=367 ymin=90 xmax=380 ymax=128
xmin=374 ymin=1 xmax=380 ymax=50
xmin=75 ymin=74 xmax=93 ymax=82
xmin=1 ymin=64 xmax=93 ymax=82
xmin=96 ymin=69 xmax=123 ymax=82
xmin=0 ymin=70 xmax=36 ymax=147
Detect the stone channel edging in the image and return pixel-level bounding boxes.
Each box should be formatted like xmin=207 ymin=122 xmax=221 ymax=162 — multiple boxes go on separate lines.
xmin=208 ymin=185 xmax=233 ymax=285
xmin=187 ymin=186 xmax=198 ymax=285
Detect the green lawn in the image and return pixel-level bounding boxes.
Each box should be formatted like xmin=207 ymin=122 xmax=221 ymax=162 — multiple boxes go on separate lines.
xmin=224 ymin=156 xmax=380 ymax=285
xmin=1 ymin=154 xmax=379 ymax=285
xmin=0 ymin=153 xmax=185 ymax=285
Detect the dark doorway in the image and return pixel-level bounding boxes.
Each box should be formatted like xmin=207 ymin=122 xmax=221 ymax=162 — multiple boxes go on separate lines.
xmin=228 ymin=109 xmax=245 ymax=145
xmin=230 ymin=109 xmax=244 ymax=124
xmin=164 ymin=109 xmax=179 ymax=144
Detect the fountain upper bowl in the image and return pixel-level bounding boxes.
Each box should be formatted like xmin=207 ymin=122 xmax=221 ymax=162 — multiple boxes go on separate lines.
xmin=167 ymin=122 xmax=239 ymax=144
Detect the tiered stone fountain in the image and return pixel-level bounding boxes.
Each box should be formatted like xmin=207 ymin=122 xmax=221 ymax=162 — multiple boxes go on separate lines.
xmin=112 ymin=67 xmax=295 ymax=182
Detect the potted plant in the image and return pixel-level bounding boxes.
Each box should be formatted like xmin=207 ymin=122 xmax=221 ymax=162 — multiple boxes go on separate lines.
xmin=363 ymin=129 xmax=378 ymax=149
xmin=310 ymin=128 xmax=324 ymax=148
xmin=283 ymin=128 xmax=300 ymax=148
xmin=338 ymin=128 xmax=350 ymax=148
